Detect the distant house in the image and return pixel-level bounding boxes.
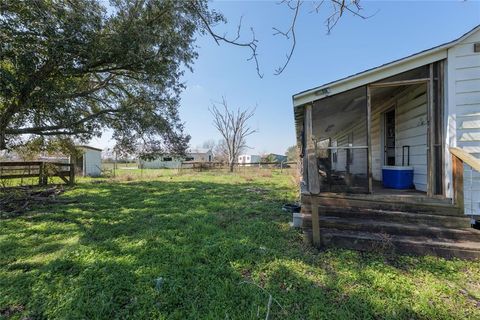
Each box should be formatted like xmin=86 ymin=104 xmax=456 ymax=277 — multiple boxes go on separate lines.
xmin=267 ymin=154 xmax=288 ymax=163
xmin=73 ymin=145 xmax=102 ymax=177
xmin=238 ymin=154 xmax=261 ymax=165
xmin=139 ymin=148 xmax=213 ymax=169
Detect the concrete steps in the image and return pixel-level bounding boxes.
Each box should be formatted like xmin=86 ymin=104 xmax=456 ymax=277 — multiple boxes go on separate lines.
xmin=302 ymin=200 xmax=480 ymax=259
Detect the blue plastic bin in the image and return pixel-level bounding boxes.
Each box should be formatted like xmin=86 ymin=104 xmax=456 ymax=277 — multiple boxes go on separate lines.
xmin=382 ymin=166 xmax=414 ymax=189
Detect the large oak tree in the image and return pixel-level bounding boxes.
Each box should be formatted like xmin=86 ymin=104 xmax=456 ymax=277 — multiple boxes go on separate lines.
xmin=0 ymin=0 xmax=364 ymax=157
xmin=0 ymin=0 xmax=225 ymax=157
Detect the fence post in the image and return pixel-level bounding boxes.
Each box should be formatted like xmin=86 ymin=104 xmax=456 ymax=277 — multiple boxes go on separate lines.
xmin=38 ymin=162 xmax=46 ymax=186
xmin=69 ymin=163 xmax=75 ymax=186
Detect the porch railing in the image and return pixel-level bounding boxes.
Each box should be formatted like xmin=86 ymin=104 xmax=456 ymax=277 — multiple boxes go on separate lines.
xmin=450 ymin=147 xmax=480 ymax=215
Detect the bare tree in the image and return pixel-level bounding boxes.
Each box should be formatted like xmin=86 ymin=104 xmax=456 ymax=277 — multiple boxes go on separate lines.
xmin=213 ymin=139 xmax=229 ymax=162
xmin=191 ymin=0 xmax=370 ymax=77
xmin=210 ymin=98 xmax=256 ymax=172
xmin=201 ymin=139 xmax=217 ymax=152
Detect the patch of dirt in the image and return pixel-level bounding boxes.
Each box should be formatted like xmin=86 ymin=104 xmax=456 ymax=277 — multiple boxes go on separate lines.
xmin=0 ymin=304 xmax=25 ymax=318
xmin=0 ymin=186 xmax=75 ymax=218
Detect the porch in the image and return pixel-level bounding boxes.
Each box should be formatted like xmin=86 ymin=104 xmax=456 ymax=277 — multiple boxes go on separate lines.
xmin=294 ymin=61 xmax=480 ymax=258
xmin=297 ymin=62 xmax=446 ymax=199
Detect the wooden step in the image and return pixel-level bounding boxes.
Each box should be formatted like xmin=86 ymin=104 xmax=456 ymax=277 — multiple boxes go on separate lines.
xmin=305 ymin=206 xmax=471 ymax=228
xmin=304 ymin=229 xmax=480 ymax=260
xmin=301 ymin=214 xmax=478 ymax=241
xmin=303 ymin=195 xmax=462 ymax=216
xmin=317 ymin=216 xmax=480 ymax=241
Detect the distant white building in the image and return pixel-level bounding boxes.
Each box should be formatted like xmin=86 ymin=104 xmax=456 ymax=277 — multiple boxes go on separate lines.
xmin=139 ymin=148 xmax=213 ymax=169
xmin=238 ymin=154 xmax=261 ymax=166
xmin=74 ymin=145 xmax=102 ymax=177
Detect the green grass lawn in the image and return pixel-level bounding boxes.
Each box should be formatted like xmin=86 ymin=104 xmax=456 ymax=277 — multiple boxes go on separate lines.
xmin=1 ymin=170 xmax=480 ymax=319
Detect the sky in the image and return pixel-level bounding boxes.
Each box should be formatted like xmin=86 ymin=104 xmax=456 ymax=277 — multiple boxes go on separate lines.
xmin=92 ymin=0 xmax=480 ymax=155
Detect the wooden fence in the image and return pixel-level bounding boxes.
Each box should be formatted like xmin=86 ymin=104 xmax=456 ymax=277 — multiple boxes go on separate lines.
xmin=180 ymin=161 xmax=297 ymax=171
xmin=0 ymin=161 xmax=75 ymax=186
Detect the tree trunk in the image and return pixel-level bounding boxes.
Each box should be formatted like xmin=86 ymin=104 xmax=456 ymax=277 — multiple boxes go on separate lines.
xmin=229 ymin=161 xmax=234 ymax=172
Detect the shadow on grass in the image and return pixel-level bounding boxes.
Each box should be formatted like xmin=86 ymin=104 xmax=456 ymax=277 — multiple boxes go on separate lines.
xmin=1 ymin=178 xmax=479 ymax=319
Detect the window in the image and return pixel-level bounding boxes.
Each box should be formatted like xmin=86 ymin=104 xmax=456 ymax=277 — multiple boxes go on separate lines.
xmin=163 ymin=157 xmax=172 ymax=161
xmin=185 ymin=157 xmax=194 ymax=161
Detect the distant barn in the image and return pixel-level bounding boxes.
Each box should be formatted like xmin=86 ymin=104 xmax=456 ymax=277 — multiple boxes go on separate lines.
xmin=73 ymin=146 xmax=102 ymax=177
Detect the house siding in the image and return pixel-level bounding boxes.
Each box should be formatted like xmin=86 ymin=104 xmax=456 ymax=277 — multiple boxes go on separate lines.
xmin=395 ymin=85 xmax=428 ymax=191
xmin=448 ymin=28 xmax=480 ymax=215
xmin=141 ymin=158 xmax=183 ymax=169
xmin=370 ymin=85 xmax=428 ymax=191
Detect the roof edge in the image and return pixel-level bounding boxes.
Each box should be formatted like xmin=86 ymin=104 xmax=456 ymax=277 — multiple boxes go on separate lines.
xmin=293 ymin=24 xmax=480 ymax=105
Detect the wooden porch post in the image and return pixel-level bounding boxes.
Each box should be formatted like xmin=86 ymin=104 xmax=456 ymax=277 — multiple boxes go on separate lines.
xmin=366 ymin=85 xmax=373 ymax=193
xmin=452 ymin=154 xmax=464 ymax=210
xmin=305 ymin=104 xmax=320 ymax=194
xmin=427 ymin=63 xmax=435 ymax=197
xmin=305 ymin=104 xmax=321 ymax=246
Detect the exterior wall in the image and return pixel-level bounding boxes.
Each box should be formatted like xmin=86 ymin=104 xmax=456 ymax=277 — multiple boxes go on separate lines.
xmin=371 ymin=85 xmax=428 ymax=191
xmin=269 ymin=154 xmax=288 ymax=162
xmin=447 ymin=29 xmax=480 ymax=215
xmin=141 ymin=151 xmax=212 ymax=169
xmin=83 ymin=149 xmax=102 ymax=177
xmin=395 ymin=85 xmax=428 ymax=191
xmin=186 ymin=151 xmax=213 ymax=162
xmin=141 ymin=157 xmax=183 ymax=169
xmin=238 ymin=154 xmax=261 ymax=164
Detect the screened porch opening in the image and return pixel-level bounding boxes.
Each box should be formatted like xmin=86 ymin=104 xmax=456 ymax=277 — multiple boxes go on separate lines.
xmin=312 ymin=86 xmax=369 ymax=194
xmin=308 ymin=63 xmax=444 ymax=197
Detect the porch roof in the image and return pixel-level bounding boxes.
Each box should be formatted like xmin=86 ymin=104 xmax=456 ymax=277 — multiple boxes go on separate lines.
xmin=292 ymin=24 xmax=480 ymax=108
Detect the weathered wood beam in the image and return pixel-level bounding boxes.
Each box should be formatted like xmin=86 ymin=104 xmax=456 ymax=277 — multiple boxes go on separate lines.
xmin=439 ymin=61 xmax=446 ymax=197
xmin=427 ymin=64 xmax=435 ymax=197
xmin=450 ymin=147 xmax=480 ymax=172
xmin=369 ymin=78 xmax=429 ymax=88
xmin=311 ymin=197 xmax=321 ymax=246
xmin=366 ymin=85 xmax=373 ymax=193
xmin=301 ymin=111 xmax=309 ymax=194
xmin=305 ymin=104 xmax=320 ymax=194
xmin=451 ymin=152 xmax=464 ymax=210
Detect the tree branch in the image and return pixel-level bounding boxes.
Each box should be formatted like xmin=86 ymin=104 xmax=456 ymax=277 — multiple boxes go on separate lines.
xmin=5 ymin=109 xmax=119 ymax=135
xmin=190 ymin=1 xmax=263 ymax=78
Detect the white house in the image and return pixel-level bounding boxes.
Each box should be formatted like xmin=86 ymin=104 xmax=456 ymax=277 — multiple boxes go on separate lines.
xmin=293 ymin=24 xmax=480 ymax=216
xmin=238 ymin=154 xmax=261 ymax=165
xmin=74 ymin=145 xmax=102 ymax=177
xmin=140 ymin=148 xmax=213 ymax=169
xmin=292 ymin=25 xmax=480 ymax=258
